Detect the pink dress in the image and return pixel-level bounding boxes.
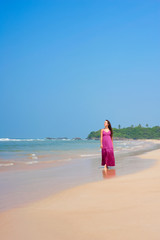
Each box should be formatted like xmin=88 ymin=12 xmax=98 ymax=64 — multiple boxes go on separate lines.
xmin=101 ymin=129 xmax=115 ymax=166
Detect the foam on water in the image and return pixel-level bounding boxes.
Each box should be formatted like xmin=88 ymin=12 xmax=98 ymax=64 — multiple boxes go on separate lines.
xmin=0 ymin=163 xmax=14 ymax=167
xmin=25 ymin=161 xmax=39 ymax=165
xmin=0 ymin=138 xmax=160 ymax=169
xmin=0 ymin=138 xmax=46 ymax=142
xmin=0 ymin=138 xmax=160 ymax=212
xmin=80 ymin=154 xmax=100 ymax=157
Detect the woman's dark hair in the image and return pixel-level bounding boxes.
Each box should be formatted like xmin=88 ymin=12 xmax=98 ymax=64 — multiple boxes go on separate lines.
xmin=105 ymin=119 xmax=113 ymax=138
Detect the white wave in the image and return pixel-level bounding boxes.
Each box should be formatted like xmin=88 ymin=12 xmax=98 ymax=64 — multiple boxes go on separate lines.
xmin=80 ymin=154 xmax=100 ymax=157
xmin=0 ymin=163 xmax=14 ymax=167
xmin=0 ymin=138 xmax=45 ymax=142
xmin=64 ymin=158 xmax=72 ymax=161
xmin=58 ymin=158 xmax=72 ymax=161
xmin=0 ymin=138 xmax=10 ymax=141
xmin=25 ymin=161 xmax=38 ymax=165
xmin=31 ymin=153 xmax=38 ymax=159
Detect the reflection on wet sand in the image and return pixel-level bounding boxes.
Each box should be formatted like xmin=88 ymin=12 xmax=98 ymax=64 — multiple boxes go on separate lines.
xmin=102 ymin=168 xmax=116 ymax=179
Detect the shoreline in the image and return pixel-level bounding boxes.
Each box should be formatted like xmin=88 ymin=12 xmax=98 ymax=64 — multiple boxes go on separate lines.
xmin=0 ymin=139 xmax=159 ymax=174
xmin=0 ymin=144 xmax=160 ymax=239
xmin=0 ymin=139 xmax=159 ymax=213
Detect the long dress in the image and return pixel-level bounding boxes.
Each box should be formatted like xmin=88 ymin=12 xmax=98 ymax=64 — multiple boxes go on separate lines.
xmin=101 ymin=129 xmax=115 ymax=166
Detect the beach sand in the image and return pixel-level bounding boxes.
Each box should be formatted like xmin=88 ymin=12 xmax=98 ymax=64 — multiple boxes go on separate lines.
xmin=0 ymin=141 xmax=160 ymax=240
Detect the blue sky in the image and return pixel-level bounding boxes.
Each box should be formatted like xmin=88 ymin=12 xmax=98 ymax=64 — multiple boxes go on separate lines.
xmin=1 ymin=0 xmax=160 ymax=139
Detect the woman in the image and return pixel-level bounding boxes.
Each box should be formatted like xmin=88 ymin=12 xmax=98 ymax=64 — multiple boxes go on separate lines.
xmin=100 ymin=120 xmax=115 ymax=169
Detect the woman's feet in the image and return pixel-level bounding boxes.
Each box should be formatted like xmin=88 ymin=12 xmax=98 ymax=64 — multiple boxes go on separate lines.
xmin=104 ymin=164 xmax=107 ymax=170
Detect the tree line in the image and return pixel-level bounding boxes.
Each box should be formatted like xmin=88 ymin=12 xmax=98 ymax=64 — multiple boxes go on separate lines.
xmin=87 ymin=125 xmax=160 ymax=140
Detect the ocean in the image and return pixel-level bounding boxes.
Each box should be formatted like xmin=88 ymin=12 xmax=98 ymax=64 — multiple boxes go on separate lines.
xmin=0 ymin=138 xmax=160 ymax=212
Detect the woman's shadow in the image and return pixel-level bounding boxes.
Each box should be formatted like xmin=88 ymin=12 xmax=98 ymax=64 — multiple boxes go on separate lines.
xmin=102 ymin=167 xmax=116 ymax=179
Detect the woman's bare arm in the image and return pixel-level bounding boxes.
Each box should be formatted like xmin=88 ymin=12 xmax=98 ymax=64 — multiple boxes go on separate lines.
xmin=111 ymin=136 xmax=113 ymax=143
xmin=100 ymin=129 xmax=103 ymax=147
xmin=111 ymin=136 xmax=114 ymax=148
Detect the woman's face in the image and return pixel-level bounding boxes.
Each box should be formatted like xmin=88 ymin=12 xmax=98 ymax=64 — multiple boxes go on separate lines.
xmin=104 ymin=121 xmax=108 ymax=127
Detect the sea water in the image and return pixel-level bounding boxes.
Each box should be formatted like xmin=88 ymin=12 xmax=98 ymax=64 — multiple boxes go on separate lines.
xmin=0 ymin=138 xmax=160 ymax=212
xmin=0 ymin=137 xmax=159 ymax=166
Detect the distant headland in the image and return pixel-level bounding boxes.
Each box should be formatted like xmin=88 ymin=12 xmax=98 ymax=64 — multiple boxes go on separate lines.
xmin=45 ymin=125 xmax=160 ymax=141
xmin=45 ymin=137 xmax=82 ymax=140
xmin=87 ymin=124 xmax=160 ymax=140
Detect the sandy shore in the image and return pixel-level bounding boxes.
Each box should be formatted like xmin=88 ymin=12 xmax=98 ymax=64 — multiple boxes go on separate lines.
xmin=0 ymin=141 xmax=160 ymax=240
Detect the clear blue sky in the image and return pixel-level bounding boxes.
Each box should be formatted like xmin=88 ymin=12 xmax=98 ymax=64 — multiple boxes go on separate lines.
xmin=1 ymin=0 xmax=160 ymax=139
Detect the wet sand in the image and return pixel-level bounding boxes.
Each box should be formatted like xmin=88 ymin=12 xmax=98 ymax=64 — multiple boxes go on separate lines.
xmin=0 ymin=140 xmax=160 ymax=240
xmin=0 ymin=139 xmax=159 ymax=212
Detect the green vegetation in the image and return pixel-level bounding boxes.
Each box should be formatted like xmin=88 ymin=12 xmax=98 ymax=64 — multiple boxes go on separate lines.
xmin=87 ymin=125 xmax=160 ymax=140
